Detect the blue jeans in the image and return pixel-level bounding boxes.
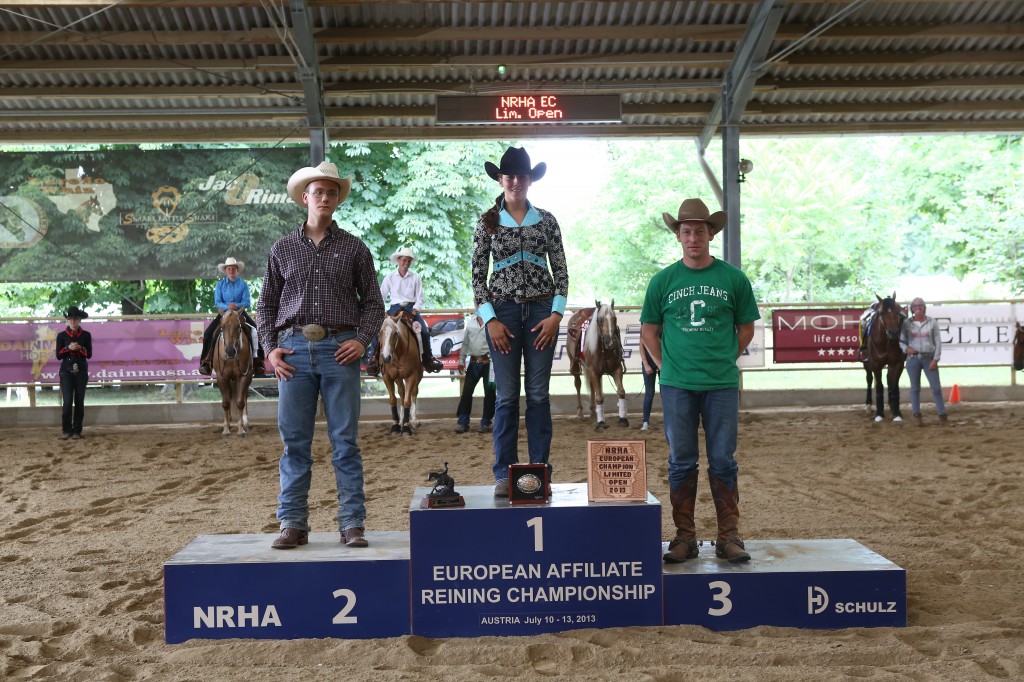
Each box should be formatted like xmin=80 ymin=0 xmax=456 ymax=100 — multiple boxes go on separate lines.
xmin=276 ymin=329 xmax=365 ymax=533
xmin=367 ymin=303 xmax=429 ymax=359
xmin=457 ymin=361 xmax=495 ymax=427
xmin=642 ymin=363 xmax=657 ymax=423
xmin=661 ymin=385 xmax=739 ymax=490
xmin=487 ymin=299 xmax=556 ymax=481
xmin=907 ymin=353 xmax=946 ymax=416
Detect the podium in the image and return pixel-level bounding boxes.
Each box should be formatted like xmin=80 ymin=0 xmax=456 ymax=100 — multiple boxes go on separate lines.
xmin=662 ymin=538 xmax=906 ymax=630
xmin=409 ymin=483 xmax=662 ymax=637
xmin=164 ymin=487 xmax=906 ymax=642
xmin=163 ymin=531 xmax=411 ymax=643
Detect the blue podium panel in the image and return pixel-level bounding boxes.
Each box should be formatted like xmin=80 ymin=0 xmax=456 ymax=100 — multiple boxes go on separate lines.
xmin=164 ymin=531 xmax=411 ymax=643
xmin=409 ymin=483 xmax=662 ymax=638
xmin=663 ymin=538 xmax=906 ymax=630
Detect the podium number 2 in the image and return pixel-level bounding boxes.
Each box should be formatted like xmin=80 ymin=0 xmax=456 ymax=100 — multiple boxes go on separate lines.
xmin=332 ymin=588 xmax=358 ymax=624
xmin=707 ymin=580 xmax=733 ymax=616
xmin=527 ymin=517 xmax=543 ymax=552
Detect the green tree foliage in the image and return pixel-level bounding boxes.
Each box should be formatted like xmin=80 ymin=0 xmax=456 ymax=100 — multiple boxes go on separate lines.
xmin=565 ymin=139 xmax=720 ymax=304
xmin=336 ymin=140 xmax=507 ymax=307
xmin=883 ymin=135 xmax=1024 ymax=294
xmin=560 ymin=135 xmax=1020 ymax=305
xmin=741 ymin=137 xmax=908 ymax=302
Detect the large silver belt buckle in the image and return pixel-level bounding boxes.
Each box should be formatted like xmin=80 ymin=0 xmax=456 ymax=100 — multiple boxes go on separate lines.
xmin=301 ymin=324 xmax=326 ymax=341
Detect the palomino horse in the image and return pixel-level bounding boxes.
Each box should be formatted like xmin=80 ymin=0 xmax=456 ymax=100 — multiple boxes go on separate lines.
xmin=566 ymin=300 xmax=628 ymax=430
xmin=213 ymin=309 xmax=253 ymax=436
xmin=1014 ymin=322 xmax=1024 ymax=372
xmin=863 ymin=293 xmax=906 ymax=423
xmin=379 ymin=311 xmax=422 ymax=435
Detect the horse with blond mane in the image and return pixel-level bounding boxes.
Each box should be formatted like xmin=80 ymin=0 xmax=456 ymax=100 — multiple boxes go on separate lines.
xmin=566 ymin=300 xmax=629 ymax=430
xmin=212 ymin=309 xmax=253 ymax=436
xmin=379 ymin=311 xmax=422 ymax=435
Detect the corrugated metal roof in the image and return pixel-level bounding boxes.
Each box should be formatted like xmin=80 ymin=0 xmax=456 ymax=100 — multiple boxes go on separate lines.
xmin=0 ymin=0 xmax=1021 ymax=143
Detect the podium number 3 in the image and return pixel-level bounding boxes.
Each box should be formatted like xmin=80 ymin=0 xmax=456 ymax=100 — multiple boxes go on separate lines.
xmin=707 ymin=580 xmax=733 ymax=616
xmin=527 ymin=517 xmax=543 ymax=552
xmin=332 ymin=588 xmax=358 ymax=624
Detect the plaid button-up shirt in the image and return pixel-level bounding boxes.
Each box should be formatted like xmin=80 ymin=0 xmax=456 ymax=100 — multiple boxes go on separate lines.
xmin=257 ymin=222 xmax=386 ymax=352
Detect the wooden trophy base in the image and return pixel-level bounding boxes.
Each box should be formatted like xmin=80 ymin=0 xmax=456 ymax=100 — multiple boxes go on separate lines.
xmin=420 ymin=494 xmax=466 ymax=509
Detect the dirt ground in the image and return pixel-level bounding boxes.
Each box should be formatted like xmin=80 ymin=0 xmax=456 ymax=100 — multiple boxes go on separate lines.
xmin=2 ymin=401 xmax=1022 ymax=681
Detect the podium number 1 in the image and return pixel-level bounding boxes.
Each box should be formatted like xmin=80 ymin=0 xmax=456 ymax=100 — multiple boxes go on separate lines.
xmin=527 ymin=517 xmax=543 ymax=552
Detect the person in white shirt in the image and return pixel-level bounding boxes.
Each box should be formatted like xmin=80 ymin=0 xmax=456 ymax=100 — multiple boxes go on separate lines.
xmin=455 ymin=315 xmax=496 ymax=433
xmin=366 ymin=247 xmax=443 ymax=375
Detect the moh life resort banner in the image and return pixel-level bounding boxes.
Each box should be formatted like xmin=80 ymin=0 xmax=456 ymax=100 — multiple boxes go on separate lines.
xmin=0 ymin=148 xmax=308 ymax=282
xmin=773 ymin=304 xmax=1022 ymax=365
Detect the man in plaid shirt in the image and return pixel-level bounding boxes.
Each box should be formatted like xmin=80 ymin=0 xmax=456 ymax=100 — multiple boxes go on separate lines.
xmin=256 ymin=160 xmax=385 ymax=550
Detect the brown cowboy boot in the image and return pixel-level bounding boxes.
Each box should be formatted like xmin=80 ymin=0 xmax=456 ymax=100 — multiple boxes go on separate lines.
xmin=365 ymin=345 xmax=381 ymax=377
xmin=198 ymin=356 xmax=212 ymax=375
xmin=663 ymin=471 xmax=699 ymax=563
xmin=709 ymin=475 xmax=751 ymax=563
xmin=422 ymin=349 xmax=443 ymax=373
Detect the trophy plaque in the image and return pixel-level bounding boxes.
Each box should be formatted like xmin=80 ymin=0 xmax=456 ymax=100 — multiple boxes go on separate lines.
xmin=586 ymin=440 xmax=647 ymax=502
xmin=507 ymin=463 xmax=549 ymax=504
xmin=420 ymin=461 xmax=466 ymax=509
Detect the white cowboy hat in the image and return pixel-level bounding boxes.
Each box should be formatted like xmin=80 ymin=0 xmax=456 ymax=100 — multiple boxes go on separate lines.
xmin=286 ymin=161 xmax=353 ymax=206
xmin=217 ymin=256 xmax=244 ymax=274
xmin=390 ymin=247 xmax=415 ymax=264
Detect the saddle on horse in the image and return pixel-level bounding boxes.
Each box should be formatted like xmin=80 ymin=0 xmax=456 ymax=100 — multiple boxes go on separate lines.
xmin=566 ymin=308 xmax=595 ymax=364
xmin=365 ymin=311 xmax=442 ymax=376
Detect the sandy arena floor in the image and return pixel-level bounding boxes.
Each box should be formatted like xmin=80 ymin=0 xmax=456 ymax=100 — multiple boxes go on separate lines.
xmin=1 ymin=401 xmax=1022 ymax=680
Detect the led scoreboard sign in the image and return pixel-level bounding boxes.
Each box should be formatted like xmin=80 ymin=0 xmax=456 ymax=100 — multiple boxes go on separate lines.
xmin=436 ymin=94 xmax=621 ymax=125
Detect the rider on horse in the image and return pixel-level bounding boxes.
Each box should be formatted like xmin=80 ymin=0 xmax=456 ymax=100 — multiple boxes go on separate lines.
xmin=365 ymin=246 xmax=444 ymax=376
xmin=198 ymin=256 xmax=266 ymax=376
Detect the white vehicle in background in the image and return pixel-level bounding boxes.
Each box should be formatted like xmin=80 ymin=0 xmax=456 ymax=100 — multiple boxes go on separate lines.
xmin=429 ymin=318 xmax=465 ymax=358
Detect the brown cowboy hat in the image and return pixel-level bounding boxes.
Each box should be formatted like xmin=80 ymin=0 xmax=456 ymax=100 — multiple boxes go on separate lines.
xmin=662 ymin=198 xmax=728 ymax=235
xmin=286 ymin=161 xmax=353 ymax=205
xmin=484 ymin=147 xmax=547 ymax=182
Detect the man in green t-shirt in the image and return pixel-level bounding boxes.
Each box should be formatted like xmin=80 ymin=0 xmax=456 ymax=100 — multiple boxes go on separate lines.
xmin=640 ymin=198 xmax=760 ymax=564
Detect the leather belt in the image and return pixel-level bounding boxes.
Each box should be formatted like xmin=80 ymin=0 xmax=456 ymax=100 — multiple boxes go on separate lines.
xmin=292 ymin=324 xmax=355 ymax=341
xmin=469 ymin=355 xmax=490 ymax=364
xmin=491 ymin=293 xmax=552 ymax=304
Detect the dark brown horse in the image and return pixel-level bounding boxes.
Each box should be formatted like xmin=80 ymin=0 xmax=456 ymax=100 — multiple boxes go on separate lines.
xmin=1014 ymin=322 xmax=1024 ymax=372
xmin=566 ymin=300 xmax=628 ymax=430
xmin=379 ymin=311 xmax=422 ymax=436
xmin=213 ymin=309 xmax=253 ymax=436
xmin=863 ymin=293 xmax=906 ymax=422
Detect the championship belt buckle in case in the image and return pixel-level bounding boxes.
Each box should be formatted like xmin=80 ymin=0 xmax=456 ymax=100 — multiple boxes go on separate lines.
xmin=508 ymin=463 xmax=549 ymax=504
xmin=301 ymin=324 xmax=326 ymax=341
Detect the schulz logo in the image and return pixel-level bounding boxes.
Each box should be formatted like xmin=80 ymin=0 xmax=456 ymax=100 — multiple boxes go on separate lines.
xmin=807 ymin=585 xmax=829 ymax=614
xmin=807 ymin=585 xmax=898 ymax=615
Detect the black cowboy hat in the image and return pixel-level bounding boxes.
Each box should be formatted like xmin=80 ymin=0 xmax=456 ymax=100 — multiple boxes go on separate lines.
xmin=65 ymin=306 xmax=89 ymax=319
xmin=484 ymin=147 xmax=547 ymax=182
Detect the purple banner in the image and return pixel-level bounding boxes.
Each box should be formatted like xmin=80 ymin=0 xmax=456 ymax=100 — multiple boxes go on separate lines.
xmin=0 ymin=320 xmax=207 ymax=383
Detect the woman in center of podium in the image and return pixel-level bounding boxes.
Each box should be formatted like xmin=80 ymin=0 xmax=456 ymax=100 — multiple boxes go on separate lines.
xmin=472 ymin=147 xmax=569 ymax=497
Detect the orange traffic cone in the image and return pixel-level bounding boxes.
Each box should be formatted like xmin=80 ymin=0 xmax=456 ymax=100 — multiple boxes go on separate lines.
xmin=948 ymin=384 xmax=961 ymax=404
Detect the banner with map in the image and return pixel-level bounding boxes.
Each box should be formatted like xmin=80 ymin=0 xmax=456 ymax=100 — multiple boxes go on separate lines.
xmin=0 ymin=148 xmax=309 ymax=282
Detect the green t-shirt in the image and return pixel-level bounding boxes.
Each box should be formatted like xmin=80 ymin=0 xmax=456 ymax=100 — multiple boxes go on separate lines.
xmin=640 ymin=258 xmax=760 ymax=390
